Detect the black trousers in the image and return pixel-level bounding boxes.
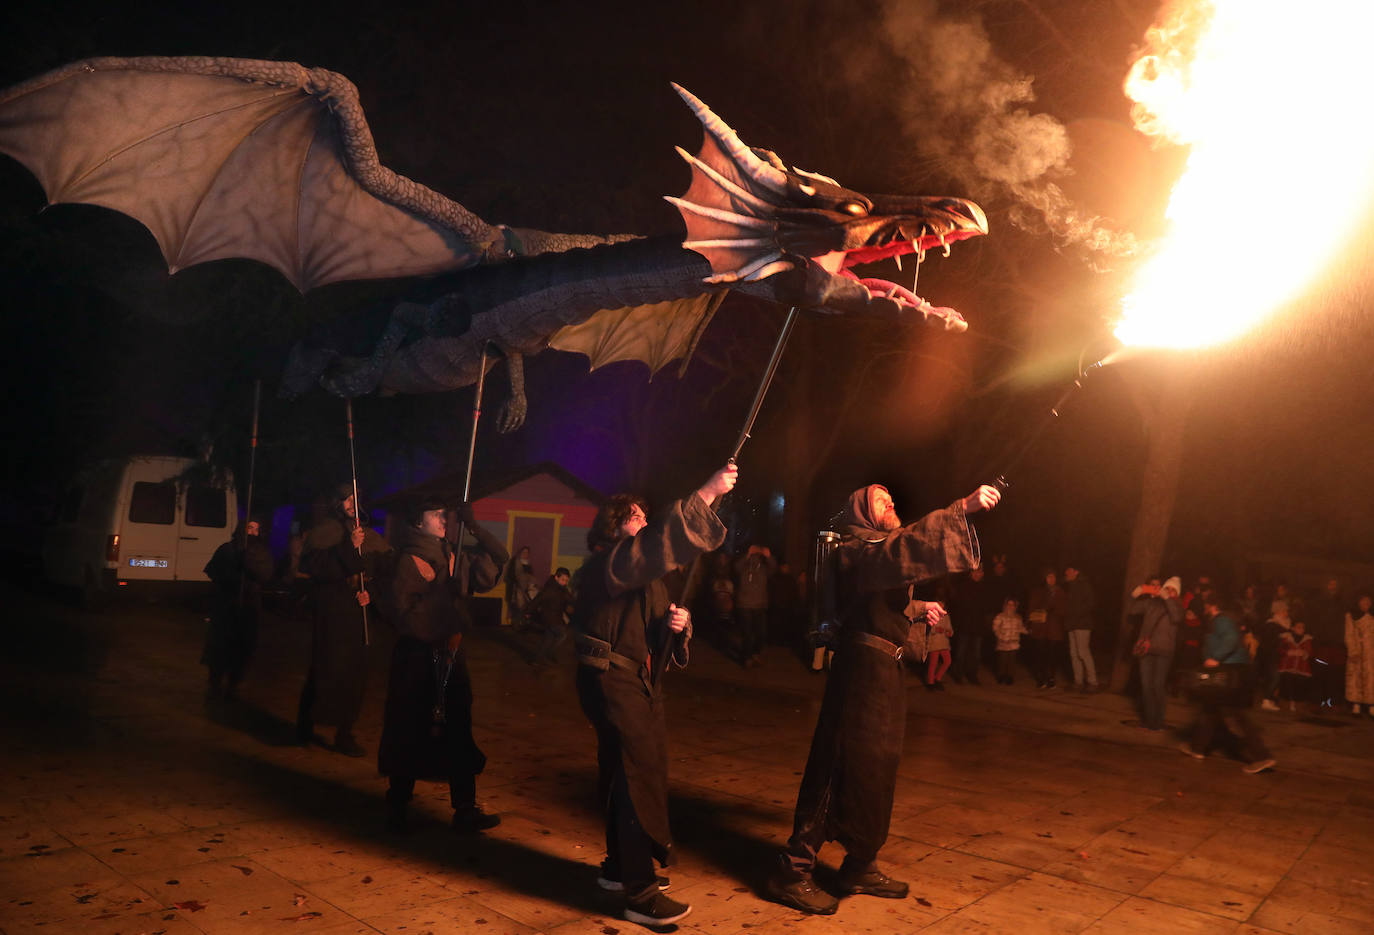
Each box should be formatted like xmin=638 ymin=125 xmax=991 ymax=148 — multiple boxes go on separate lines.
xmin=1191 ymin=702 xmax=1270 ymax=762
xmin=295 ymin=670 xmax=357 ymax=737
xmin=737 ymin=608 xmax=768 ymax=659
xmin=386 ymin=772 xmax=476 ymax=811
xmin=996 ymin=649 xmax=1018 ymax=680
xmin=1027 ymin=637 xmax=1062 ymax=684
xmin=604 ymin=768 xmax=658 ymax=902
xmin=952 ymin=630 xmax=983 ymax=679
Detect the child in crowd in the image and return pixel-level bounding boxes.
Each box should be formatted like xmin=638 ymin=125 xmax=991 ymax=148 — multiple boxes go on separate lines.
xmin=926 ymin=611 xmax=953 ymax=691
xmin=1258 ymin=603 xmax=1293 ymax=711
xmin=1277 ymin=619 xmax=1313 ymax=711
xmin=992 ymin=598 xmax=1027 ymax=685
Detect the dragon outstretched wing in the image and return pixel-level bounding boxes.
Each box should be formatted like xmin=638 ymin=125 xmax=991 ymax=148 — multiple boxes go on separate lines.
xmin=0 ymin=58 xmax=989 ymax=416
xmin=548 ymin=293 xmax=724 ymax=376
xmin=0 ymin=56 xmax=606 ymax=290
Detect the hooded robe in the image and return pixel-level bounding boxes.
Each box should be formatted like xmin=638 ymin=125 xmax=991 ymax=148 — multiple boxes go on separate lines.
xmin=789 ymin=485 xmax=979 ymax=865
xmin=574 ymin=493 xmax=725 ymax=867
xmin=378 ymin=520 xmax=506 ymax=781
xmin=299 ymin=511 xmax=392 ymax=726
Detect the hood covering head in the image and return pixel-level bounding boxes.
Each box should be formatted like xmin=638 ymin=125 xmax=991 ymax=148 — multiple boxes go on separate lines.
xmin=392 ymin=519 xmax=448 ymax=568
xmin=842 ymin=484 xmax=891 ymax=540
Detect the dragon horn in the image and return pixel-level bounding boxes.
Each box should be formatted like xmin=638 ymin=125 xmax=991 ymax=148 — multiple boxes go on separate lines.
xmin=671 ymin=83 xmax=788 ymax=196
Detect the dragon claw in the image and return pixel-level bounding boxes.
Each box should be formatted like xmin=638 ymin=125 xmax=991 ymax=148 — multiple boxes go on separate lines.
xmin=496 ymin=395 xmax=526 ymax=433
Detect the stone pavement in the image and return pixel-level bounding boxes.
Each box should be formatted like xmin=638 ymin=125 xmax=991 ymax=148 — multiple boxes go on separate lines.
xmin=2 ymin=588 xmax=1372 ymax=934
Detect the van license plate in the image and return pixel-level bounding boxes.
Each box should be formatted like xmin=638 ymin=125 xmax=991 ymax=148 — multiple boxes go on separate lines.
xmin=129 ymin=558 xmax=169 ymax=568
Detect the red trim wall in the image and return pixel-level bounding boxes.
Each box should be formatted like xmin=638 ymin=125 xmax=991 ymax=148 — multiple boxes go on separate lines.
xmin=473 ymin=497 xmax=596 ymax=527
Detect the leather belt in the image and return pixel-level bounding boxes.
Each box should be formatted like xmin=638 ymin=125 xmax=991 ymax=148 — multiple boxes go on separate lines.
xmin=575 ymin=633 xmax=644 ymax=675
xmin=851 ymin=630 xmax=905 ymax=662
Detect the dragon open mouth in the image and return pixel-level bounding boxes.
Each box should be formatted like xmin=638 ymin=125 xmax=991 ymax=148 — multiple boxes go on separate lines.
xmin=665 ymin=83 xmax=988 ymax=331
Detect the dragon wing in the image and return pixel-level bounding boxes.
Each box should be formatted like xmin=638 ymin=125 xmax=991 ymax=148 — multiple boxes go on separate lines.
xmin=0 ymin=57 xmax=605 ymax=291
xmin=0 ymin=55 xmax=716 ymax=390
xmin=547 ymin=293 xmax=724 ymax=377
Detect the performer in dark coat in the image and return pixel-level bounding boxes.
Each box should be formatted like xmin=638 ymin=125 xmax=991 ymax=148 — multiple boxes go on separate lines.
xmin=295 ymin=484 xmax=392 ymax=757
xmin=767 ymin=482 xmax=1002 ymax=915
xmin=201 ymin=517 xmax=276 ymax=701
xmin=573 ymin=463 xmax=736 ymax=928
xmin=380 ymin=498 xmax=507 ymax=833
xmin=530 ymin=567 xmax=574 ymax=666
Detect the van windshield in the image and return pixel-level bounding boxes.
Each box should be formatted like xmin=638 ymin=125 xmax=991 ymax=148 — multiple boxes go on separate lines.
xmin=129 ymin=482 xmax=176 ymax=525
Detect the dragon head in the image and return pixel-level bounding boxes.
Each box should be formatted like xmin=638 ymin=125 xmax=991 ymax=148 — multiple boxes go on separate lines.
xmin=666 ymin=84 xmax=987 ymax=331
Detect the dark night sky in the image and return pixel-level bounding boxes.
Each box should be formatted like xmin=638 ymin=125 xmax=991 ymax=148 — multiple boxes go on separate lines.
xmin=3 ymin=0 xmax=1372 ymax=607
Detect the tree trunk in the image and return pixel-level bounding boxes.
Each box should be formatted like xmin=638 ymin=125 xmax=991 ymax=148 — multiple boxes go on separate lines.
xmin=1108 ymin=367 xmax=1196 ymax=691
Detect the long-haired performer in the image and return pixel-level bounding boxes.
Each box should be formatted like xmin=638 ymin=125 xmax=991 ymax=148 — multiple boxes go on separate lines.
xmin=573 ymin=463 xmax=737 ymax=928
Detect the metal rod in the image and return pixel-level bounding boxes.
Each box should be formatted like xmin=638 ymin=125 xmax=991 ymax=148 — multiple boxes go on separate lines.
xmin=730 ymin=306 xmax=800 ymax=462
xmin=452 ymin=343 xmax=491 ymax=549
xmin=345 ymin=397 xmax=369 ymax=646
xmin=238 ymin=379 xmax=261 ymax=606
xmin=673 ymin=308 xmax=802 ymax=649
xmin=243 ymin=379 xmax=261 ymax=536
xmin=992 ymin=359 xmax=1105 ymax=487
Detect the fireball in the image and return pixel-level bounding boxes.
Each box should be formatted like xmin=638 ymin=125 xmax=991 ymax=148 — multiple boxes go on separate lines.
xmin=1114 ymin=0 xmax=1374 ymax=349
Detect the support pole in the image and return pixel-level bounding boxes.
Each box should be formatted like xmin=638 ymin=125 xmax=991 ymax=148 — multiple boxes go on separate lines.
xmin=243 ymin=379 xmax=261 ymax=537
xmin=666 ymin=308 xmax=801 ymax=680
xmin=730 ymin=307 xmax=800 ymax=462
xmin=238 ymin=379 xmax=261 ymax=606
xmin=452 ymin=343 xmax=492 ymax=549
xmin=345 ymin=398 xmax=369 ymax=646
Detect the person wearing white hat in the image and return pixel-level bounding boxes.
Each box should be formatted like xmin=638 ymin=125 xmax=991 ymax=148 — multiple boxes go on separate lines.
xmin=1128 ymin=576 xmax=1184 ymax=731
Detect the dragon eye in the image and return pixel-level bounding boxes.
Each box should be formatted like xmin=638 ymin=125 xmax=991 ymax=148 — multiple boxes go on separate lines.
xmin=840 ymin=201 xmax=868 ymax=217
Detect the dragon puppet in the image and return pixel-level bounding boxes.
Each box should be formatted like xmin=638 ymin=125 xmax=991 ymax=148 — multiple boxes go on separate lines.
xmin=0 ymin=57 xmax=987 ymax=430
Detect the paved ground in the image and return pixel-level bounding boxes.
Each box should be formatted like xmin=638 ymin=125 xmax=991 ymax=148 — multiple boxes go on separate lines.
xmin=2 ymin=586 xmax=1372 ymax=934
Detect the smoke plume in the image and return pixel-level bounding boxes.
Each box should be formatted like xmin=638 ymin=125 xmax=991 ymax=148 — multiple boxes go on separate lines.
xmin=870 ymin=0 xmax=1138 ymax=258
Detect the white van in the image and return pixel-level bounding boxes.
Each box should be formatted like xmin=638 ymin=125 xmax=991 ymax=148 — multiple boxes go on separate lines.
xmin=43 ymin=455 xmax=238 ymax=601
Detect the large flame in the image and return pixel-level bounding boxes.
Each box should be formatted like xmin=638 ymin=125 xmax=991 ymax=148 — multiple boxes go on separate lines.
xmin=1114 ymin=1 xmax=1374 ymax=350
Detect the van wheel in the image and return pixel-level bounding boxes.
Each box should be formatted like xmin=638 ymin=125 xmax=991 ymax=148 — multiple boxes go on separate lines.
xmin=82 ymin=567 xmax=107 ymax=612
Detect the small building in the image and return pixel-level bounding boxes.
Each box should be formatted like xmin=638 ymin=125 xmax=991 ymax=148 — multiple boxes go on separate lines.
xmin=377 ymin=461 xmax=604 ymax=625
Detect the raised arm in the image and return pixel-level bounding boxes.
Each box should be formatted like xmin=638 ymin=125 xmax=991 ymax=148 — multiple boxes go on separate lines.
xmin=605 ymin=465 xmax=734 ymax=596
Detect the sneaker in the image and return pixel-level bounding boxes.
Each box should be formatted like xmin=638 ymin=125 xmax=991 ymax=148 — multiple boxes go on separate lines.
xmin=333 ymin=734 xmax=366 ymax=758
xmin=451 ymin=806 xmax=501 ymax=833
xmin=837 ymin=867 xmax=909 ymax=899
xmin=624 ymin=892 xmax=691 ymax=926
xmin=1178 ymin=742 xmax=1205 ymax=760
xmin=764 ymin=872 xmax=838 ymax=915
xmin=1260 ymin=699 xmax=1280 ymax=711
xmin=597 ymin=873 xmax=670 ymax=893
xmin=1242 ymin=758 xmax=1277 ymax=774
xmin=933 ymin=681 xmax=945 ymax=692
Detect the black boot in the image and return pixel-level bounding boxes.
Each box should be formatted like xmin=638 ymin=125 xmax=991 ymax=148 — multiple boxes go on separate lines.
xmin=837 ymin=862 xmax=909 ymax=899
xmin=765 ymin=854 xmax=838 ymax=915
xmin=385 ymin=796 xmax=410 ymax=834
xmin=333 ymin=731 xmax=366 ymax=758
xmin=451 ymin=805 xmax=500 ymax=833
